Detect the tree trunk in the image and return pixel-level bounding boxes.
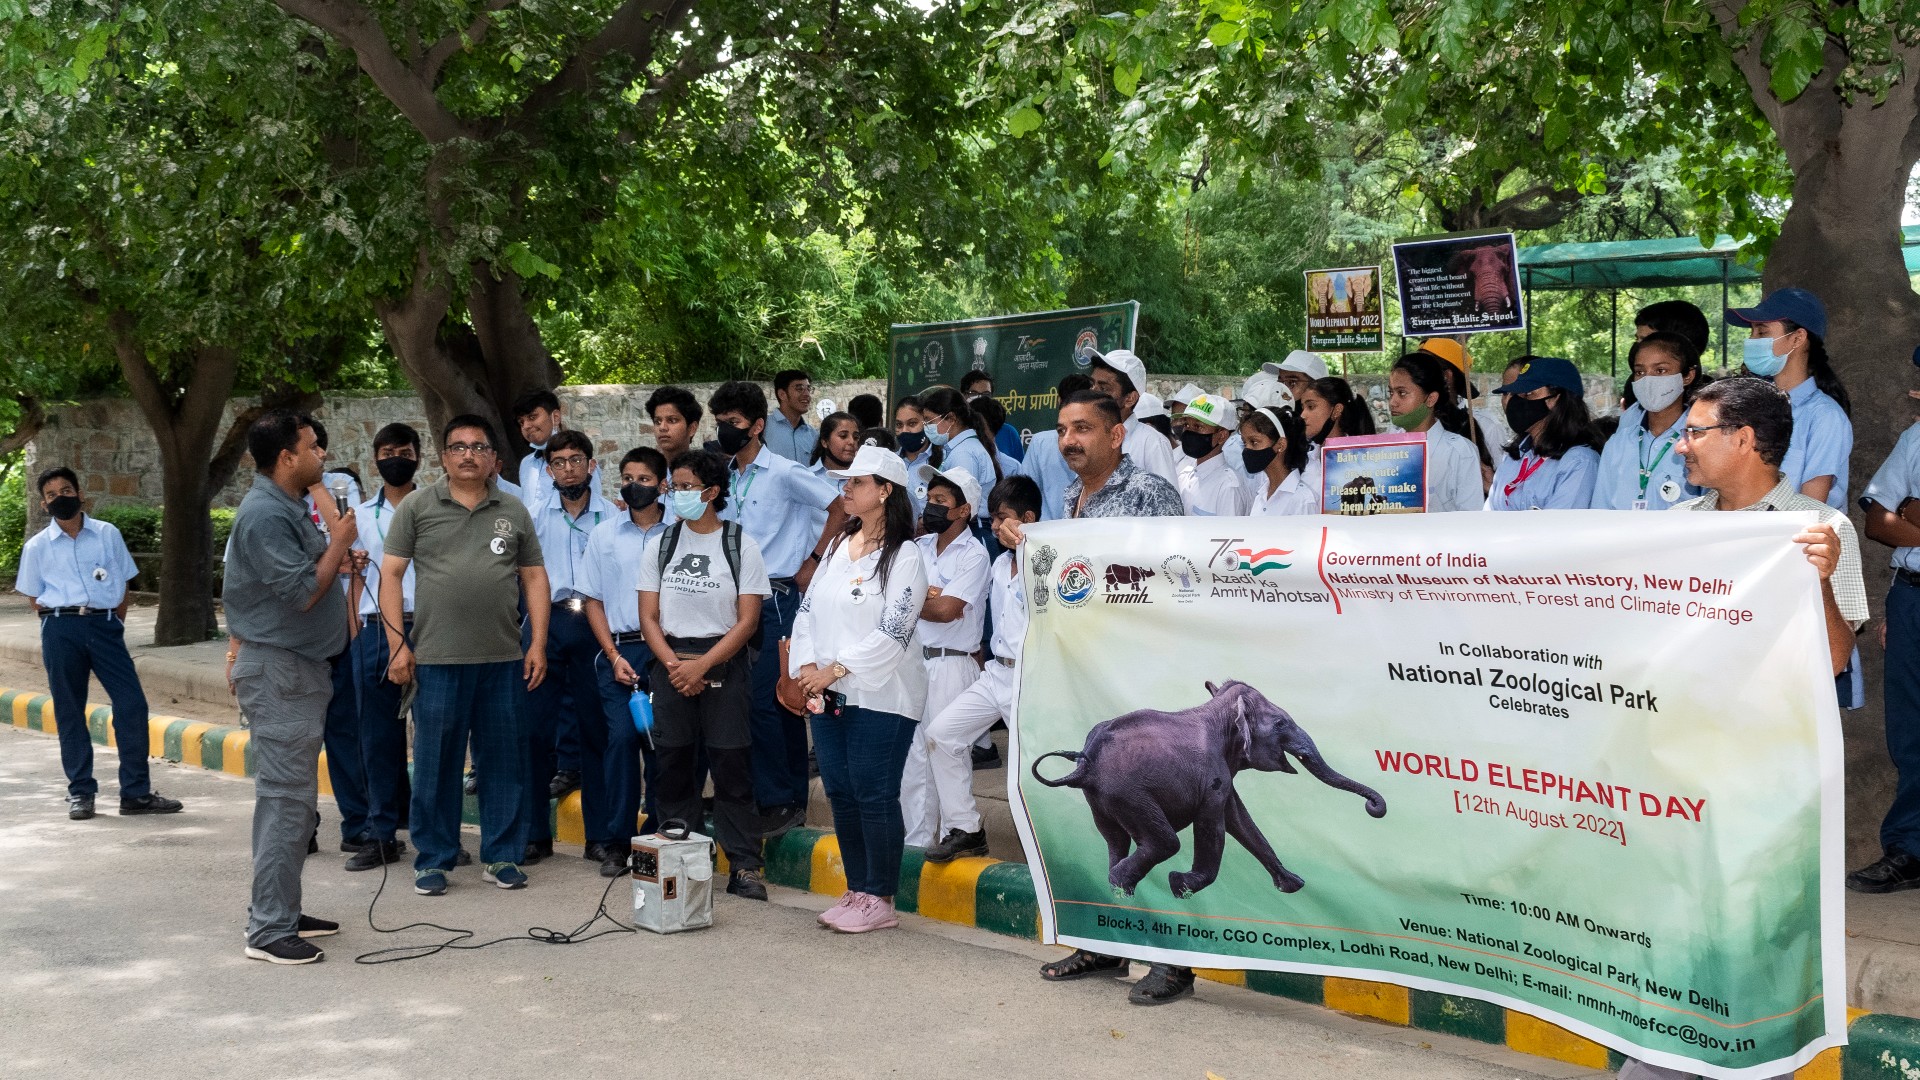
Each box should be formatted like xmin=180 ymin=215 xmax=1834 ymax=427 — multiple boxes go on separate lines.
xmin=1721 ymin=21 xmax=1920 ymax=864
xmin=112 ymin=318 xmax=244 ymax=646
xmin=376 ymin=248 xmax=564 ymax=462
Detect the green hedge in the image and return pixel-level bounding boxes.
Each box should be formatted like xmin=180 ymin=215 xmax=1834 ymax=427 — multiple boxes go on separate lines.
xmin=88 ymin=502 xmax=235 ymax=554
xmin=0 ymin=469 xmax=23 ymax=575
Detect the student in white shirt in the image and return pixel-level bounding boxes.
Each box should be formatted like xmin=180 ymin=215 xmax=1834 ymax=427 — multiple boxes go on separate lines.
xmin=1174 ymin=393 xmax=1252 ymax=517
xmin=899 ymin=466 xmax=990 ymax=852
xmin=1388 ymin=352 xmax=1485 ymax=512
xmin=789 ymin=444 xmax=930 ymax=934
xmin=1295 ymin=376 xmax=1376 ymax=501
xmin=1089 ymin=348 xmax=1181 ymax=487
xmin=1241 ymin=404 xmax=1317 ymax=516
xmin=920 ymin=475 xmax=1042 ymax=863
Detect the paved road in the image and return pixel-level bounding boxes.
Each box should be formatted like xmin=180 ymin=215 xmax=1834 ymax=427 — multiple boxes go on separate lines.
xmin=0 ymin=729 xmax=1601 ymax=1080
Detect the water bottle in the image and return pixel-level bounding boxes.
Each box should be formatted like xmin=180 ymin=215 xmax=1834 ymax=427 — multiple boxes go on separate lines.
xmin=628 ymin=687 xmax=655 ymax=747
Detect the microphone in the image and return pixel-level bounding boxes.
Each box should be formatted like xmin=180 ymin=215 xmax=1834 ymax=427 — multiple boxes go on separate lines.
xmin=325 ymin=473 xmax=353 ymax=517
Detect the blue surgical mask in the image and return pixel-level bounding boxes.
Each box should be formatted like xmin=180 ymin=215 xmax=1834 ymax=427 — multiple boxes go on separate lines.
xmin=1742 ymin=336 xmax=1788 ymax=378
xmin=927 ymin=426 xmax=950 ymax=448
xmin=669 ymin=490 xmax=708 ymax=519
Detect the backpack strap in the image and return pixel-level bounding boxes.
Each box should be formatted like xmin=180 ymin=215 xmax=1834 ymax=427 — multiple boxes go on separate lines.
xmin=721 ymin=521 xmax=743 ymax=587
xmin=657 ymin=521 xmax=685 ymax=578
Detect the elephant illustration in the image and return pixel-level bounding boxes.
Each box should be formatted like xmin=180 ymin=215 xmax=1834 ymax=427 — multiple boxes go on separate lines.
xmin=1031 ymin=680 xmax=1385 ymax=899
xmin=1446 ymin=244 xmax=1515 ymax=316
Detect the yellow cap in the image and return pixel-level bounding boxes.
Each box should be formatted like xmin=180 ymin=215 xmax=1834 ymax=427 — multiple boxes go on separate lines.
xmin=1419 ymin=338 xmax=1471 ymax=375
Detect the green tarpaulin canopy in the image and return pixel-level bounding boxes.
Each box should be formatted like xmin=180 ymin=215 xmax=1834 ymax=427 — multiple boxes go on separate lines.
xmin=1517 ymin=228 xmax=1920 ymax=291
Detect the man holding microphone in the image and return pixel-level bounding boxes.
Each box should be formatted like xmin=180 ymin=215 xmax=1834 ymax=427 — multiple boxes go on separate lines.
xmin=224 ymin=410 xmax=356 ymax=965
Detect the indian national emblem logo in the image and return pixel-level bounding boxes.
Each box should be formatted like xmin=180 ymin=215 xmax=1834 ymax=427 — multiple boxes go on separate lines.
xmin=971 ymin=337 xmax=989 ymax=370
xmin=1072 ymin=329 xmax=1100 ymax=368
xmin=1056 ymin=556 xmax=1095 ymax=608
xmin=1030 ymin=544 xmax=1057 ymax=610
xmin=1161 ymin=555 xmax=1200 ymax=599
xmin=1208 ymin=536 xmax=1291 ymax=575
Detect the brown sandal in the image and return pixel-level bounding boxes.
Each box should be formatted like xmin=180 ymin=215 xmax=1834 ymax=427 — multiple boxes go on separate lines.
xmin=1040 ymin=949 xmax=1130 ymax=981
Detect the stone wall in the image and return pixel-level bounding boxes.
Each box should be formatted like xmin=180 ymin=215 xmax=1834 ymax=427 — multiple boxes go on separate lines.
xmin=25 ymin=370 xmax=1616 ymax=525
xmin=25 ymin=379 xmax=889 ymax=519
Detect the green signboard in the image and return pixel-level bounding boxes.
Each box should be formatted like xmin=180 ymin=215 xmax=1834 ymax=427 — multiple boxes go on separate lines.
xmin=888 ymin=302 xmax=1139 ymax=443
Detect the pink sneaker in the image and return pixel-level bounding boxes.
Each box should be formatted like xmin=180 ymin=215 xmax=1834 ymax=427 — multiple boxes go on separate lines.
xmin=833 ymin=893 xmax=899 ymax=934
xmin=818 ymin=891 xmax=860 ymax=928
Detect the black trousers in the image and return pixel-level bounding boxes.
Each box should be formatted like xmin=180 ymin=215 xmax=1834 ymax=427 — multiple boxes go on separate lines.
xmin=650 ymin=653 xmax=761 ymax=872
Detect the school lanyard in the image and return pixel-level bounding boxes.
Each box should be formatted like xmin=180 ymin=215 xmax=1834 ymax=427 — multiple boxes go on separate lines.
xmin=1637 ymin=427 xmax=1680 ymax=499
xmin=1502 ymin=454 xmax=1546 ymax=500
xmin=730 ymin=464 xmax=759 ymax=508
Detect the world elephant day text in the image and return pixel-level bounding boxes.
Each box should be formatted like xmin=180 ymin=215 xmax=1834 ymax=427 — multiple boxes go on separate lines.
xmin=1374 ymin=751 xmax=1708 ymax=848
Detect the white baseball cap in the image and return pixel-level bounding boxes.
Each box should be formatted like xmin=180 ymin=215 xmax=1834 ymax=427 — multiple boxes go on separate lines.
xmin=1090 ymin=348 xmax=1148 ymax=395
xmin=1169 ymin=382 xmax=1205 ymax=407
xmin=1183 ymin=393 xmax=1236 ymax=430
xmin=828 ymin=441 xmax=910 ymax=488
xmin=1241 ymin=379 xmax=1295 ymax=412
xmin=914 ymin=463 xmax=983 ymax=511
xmin=1133 ymin=392 xmax=1170 ymax=422
xmin=1263 ymin=350 xmax=1328 ymax=381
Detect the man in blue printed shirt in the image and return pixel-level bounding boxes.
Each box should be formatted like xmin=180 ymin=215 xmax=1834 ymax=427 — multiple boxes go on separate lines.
xmin=16 ymin=467 xmax=181 ymax=821
xmin=709 ymin=380 xmax=840 ymax=833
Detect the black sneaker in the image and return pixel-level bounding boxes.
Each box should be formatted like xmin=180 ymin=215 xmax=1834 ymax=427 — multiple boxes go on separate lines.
xmin=727 ymin=867 xmax=769 ymax=901
xmin=599 ymin=847 xmax=631 ymax=878
xmin=523 ymin=839 xmax=553 ymax=865
xmin=119 ymin=792 xmax=183 ymax=815
xmin=757 ymin=805 xmax=806 ymax=840
xmin=462 ymin=770 xmax=478 ymax=796
xmin=1129 ymin=963 xmax=1196 ymax=1006
xmin=345 ymin=840 xmax=406 ymax=872
xmin=307 ymin=831 xmax=319 ymax=855
xmin=925 ymin=828 xmax=988 ymax=864
xmin=67 ymin=794 xmax=95 ymax=820
xmin=339 ymin=836 xmax=373 ymax=854
xmin=548 ymin=770 xmax=582 ymax=799
xmin=971 ymin=744 xmax=1002 ymax=771
xmin=1847 ymin=851 xmax=1920 ymax=893
xmin=455 ymin=846 xmax=473 ymax=867
xmin=583 ymin=841 xmax=611 ymax=864
xmin=245 ymin=936 xmax=325 ymax=965
xmin=296 ymin=914 xmax=339 ymax=939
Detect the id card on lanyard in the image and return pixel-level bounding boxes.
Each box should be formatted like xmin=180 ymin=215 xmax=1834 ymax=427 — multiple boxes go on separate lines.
xmin=1634 ymin=427 xmax=1681 ymax=511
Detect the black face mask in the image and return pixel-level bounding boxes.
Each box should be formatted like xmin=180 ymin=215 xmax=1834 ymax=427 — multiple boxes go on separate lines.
xmin=1310 ymin=416 xmax=1336 ymax=445
xmin=897 ymin=430 xmax=928 ymax=454
xmin=620 ymin=482 xmax=659 ymax=510
xmin=716 ymin=422 xmax=754 ymax=454
xmin=1241 ymin=446 xmax=1277 ymax=474
xmin=1504 ymin=394 xmax=1554 ymax=436
xmin=556 ymin=479 xmax=592 ymax=501
xmin=47 ymin=494 xmax=81 ymax=521
xmin=375 ymin=456 xmax=419 ymax=488
xmin=920 ymin=506 xmax=954 ymax=535
xmin=1179 ymin=428 xmax=1217 ymax=460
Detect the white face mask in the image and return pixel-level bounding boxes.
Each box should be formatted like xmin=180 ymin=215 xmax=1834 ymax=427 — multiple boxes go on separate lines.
xmin=1633 ymin=373 xmax=1686 ymax=414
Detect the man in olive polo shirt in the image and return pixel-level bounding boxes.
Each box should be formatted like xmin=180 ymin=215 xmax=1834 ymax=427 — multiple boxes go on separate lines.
xmin=381 ymin=414 xmax=550 ymax=896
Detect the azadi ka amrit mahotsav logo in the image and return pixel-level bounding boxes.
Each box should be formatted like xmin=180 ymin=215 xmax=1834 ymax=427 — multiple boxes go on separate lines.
xmin=1210 ymin=537 xmax=1292 ymax=575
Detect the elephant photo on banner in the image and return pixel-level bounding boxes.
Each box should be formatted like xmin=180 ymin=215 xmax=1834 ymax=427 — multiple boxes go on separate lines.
xmin=1008 ymin=513 xmax=1844 ymax=1080
xmin=1390 ymin=232 xmax=1526 ymax=336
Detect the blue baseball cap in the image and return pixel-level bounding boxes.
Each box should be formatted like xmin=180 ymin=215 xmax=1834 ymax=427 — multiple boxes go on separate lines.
xmin=1726 ymin=287 xmax=1827 ymax=340
xmin=1492 ymin=356 xmax=1583 ymax=396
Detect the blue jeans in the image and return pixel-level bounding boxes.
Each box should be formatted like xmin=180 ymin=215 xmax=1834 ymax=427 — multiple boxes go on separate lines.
xmin=1884 ymin=580 xmax=1920 ymax=859
xmin=412 ymin=662 xmax=529 ymax=870
xmin=350 ymin=623 xmax=411 ymax=843
xmin=39 ymin=611 xmax=150 ymax=800
xmin=589 ymin=640 xmax=659 ymax=846
xmin=811 ymin=705 xmax=916 ymax=897
xmin=523 ymin=606 xmax=603 ymax=844
xmin=319 ymin=646 xmax=367 ymax=844
xmin=749 ymin=585 xmax=808 ymax=810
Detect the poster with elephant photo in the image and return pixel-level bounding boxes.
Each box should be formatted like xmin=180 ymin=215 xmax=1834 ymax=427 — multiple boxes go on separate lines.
xmin=1303 ymin=266 xmax=1384 ymax=351
xmin=1009 ymin=513 xmax=1844 ymax=1080
xmin=1391 ymin=231 xmax=1525 ymax=336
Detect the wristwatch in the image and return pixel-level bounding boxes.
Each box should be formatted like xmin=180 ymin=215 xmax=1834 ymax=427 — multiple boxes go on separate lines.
xmin=830 ymin=661 xmax=850 ymax=680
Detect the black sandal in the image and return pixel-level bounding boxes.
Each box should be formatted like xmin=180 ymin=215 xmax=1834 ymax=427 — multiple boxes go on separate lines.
xmin=1040 ymin=949 xmax=1130 ymax=981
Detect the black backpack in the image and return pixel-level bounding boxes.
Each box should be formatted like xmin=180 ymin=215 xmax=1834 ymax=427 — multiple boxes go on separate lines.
xmin=656 ymin=521 xmax=761 ymax=647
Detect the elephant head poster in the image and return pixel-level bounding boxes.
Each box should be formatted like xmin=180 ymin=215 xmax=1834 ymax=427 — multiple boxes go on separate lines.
xmin=1303 ymin=265 xmax=1385 ymax=352
xmin=1391 ymin=231 xmax=1526 ymax=336
xmin=1009 ymin=513 xmax=1843 ymax=1080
